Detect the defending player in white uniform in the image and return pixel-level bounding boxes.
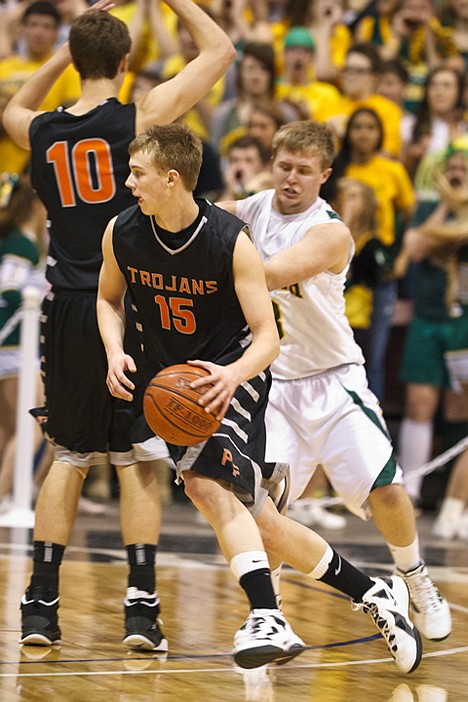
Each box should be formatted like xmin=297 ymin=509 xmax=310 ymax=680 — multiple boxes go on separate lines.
xmin=218 ymin=120 xmax=452 ymax=642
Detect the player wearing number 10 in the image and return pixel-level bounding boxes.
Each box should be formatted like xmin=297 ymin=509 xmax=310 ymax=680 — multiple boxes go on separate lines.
xmin=2 ymin=2 xmax=235 ymax=650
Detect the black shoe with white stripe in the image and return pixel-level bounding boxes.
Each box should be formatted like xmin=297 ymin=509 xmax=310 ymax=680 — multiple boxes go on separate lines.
xmin=20 ymin=586 xmax=61 ymax=646
xmin=353 ymin=576 xmax=422 ymax=673
xmin=123 ymin=589 xmax=168 ymax=652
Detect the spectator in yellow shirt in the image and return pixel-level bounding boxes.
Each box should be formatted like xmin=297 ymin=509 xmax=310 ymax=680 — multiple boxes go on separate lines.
xmin=314 ymin=42 xmax=403 ymax=158
xmin=0 ymin=1 xmax=81 ymax=174
xmin=270 ymin=0 xmax=352 ymax=85
xmin=322 ymin=107 xmax=415 ymax=400
xmin=275 ymin=26 xmax=342 ymax=122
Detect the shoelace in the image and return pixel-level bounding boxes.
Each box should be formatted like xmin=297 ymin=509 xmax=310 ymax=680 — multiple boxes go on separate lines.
xmin=407 ymin=571 xmax=442 ymax=613
xmin=362 ymin=602 xmax=398 ymax=653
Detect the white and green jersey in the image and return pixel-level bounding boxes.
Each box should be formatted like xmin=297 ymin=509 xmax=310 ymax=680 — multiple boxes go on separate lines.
xmin=236 ymin=189 xmax=365 ymax=380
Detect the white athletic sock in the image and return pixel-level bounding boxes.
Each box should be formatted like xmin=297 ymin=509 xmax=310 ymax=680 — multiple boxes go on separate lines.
xmin=398 ymin=419 xmax=433 ymax=501
xmin=308 ymin=544 xmax=334 ymax=580
xmin=230 ymin=551 xmax=269 ymax=581
xmin=388 ymin=535 xmax=421 ymax=573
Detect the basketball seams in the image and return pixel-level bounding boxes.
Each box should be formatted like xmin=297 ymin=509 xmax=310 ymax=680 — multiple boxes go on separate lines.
xmin=154 ymin=364 xmax=209 ymax=379
xmin=143 ymin=363 xmax=220 ymax=445
xmin=143 ymin=393 xmax=208 ymax=441
xmin=144 ymin=385 xmax=216 ymax=420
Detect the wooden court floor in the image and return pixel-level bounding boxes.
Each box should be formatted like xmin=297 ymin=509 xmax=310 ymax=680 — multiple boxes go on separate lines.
xmin=0 ymin=500 xmax=467 ymax=702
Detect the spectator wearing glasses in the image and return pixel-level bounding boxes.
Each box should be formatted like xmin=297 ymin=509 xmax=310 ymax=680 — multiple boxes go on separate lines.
xmin=314 ymin=43 xmax=403 ymax=158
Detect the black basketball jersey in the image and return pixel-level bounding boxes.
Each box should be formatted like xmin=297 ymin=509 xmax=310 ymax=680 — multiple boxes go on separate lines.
xmin=29 ymin=98 xmax=137 ymax=290
xmin=112 ymin=199 xmax=251 ymax=375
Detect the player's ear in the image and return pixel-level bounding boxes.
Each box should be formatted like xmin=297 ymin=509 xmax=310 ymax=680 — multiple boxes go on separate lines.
xmin=167 ymin=169 xmax=179 ymax=187
xmin=321 ymin=167 xmax=333 ymax=184
xmin=120 ymin=54 xmax=130 ymax=74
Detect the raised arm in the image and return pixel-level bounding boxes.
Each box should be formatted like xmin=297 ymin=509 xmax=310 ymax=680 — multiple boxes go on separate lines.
xmin=2 ymin=43 xmax=72 ymax=150
xmin=97 ymin=218 xmax=136 ymax=402
xmin=2 ymin=0 xmax=115 ymax=150
xmin=135 ymin=0 xmax=236 ymax=131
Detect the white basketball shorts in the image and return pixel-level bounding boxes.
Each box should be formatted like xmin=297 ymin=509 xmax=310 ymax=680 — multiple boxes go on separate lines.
xmin=265 ymin=363 xmax=403 ymax=519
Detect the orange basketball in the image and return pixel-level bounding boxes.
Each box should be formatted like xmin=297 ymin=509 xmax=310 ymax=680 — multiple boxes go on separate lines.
xmin=143 ymin=363 xmax=221 ymax=446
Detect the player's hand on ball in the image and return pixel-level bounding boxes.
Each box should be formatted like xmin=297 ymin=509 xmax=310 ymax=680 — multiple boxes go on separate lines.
xmin=106 ymin=351 xmax=136 ymax=401
xmin=187 ymin=359 xmax=239 ymax=420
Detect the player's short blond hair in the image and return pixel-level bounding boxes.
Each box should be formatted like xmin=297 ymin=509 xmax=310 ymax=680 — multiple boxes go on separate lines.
xmin=271 ymin=121 xmax=336 ymax=169
xmin=129 ymin=123 xmax=203 ymax=192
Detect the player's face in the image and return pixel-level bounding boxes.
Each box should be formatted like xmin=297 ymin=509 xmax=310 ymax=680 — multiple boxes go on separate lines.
xmin=272 ymin=149 xmax=332 ymax=215
xmin=126 ymin=151 xmax=167 ymax=215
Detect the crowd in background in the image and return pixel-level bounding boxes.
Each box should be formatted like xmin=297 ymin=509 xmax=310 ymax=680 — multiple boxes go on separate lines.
xmin=1 ymin=0 xmax=468 ymax=532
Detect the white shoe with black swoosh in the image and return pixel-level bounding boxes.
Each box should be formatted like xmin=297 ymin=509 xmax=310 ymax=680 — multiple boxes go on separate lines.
xmin=352 ymin=576 xmax=422 ymax=674
xmin=398 ymin=562 xmax=452 ymax=641
xmin=233 ymin=608 xmax=305 ymax=669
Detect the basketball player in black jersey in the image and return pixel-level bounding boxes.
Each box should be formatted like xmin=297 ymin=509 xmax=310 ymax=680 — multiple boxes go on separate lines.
xmin=3 ymin=2 xmax=235 ymax=651
xmin=97 ymin=123 xmax=422 ymax=673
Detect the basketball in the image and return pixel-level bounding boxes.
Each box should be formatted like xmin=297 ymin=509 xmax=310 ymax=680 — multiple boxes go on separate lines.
xmin=143 ymin=363 xmax=221 ymax=446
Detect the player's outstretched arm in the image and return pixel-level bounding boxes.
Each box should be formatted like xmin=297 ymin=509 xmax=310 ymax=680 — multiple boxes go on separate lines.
xmin=97 ymin=218 xmax=136 ymax=402
xmin=135 ymin=0 xmax=236 ymax=131
xmin=2 ymin=0 xmax=115 ymax=150
xmin=263 ymin=221 xmax=352 ymax=291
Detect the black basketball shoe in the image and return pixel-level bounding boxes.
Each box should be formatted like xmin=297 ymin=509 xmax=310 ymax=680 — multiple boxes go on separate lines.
xmin=123 ymin=589 xmax=168 ymax=652
xmin=20 ymin=586 xmax=61 ymax=646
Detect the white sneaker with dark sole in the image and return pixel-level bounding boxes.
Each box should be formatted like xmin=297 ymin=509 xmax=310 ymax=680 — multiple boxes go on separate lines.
xmin=233 ymin=608 xmax=305 ymax=669
xmin=353 ymin=576 xmax=422 ymax=674
xmin=398 ymin=562 xmax=452 ymax=641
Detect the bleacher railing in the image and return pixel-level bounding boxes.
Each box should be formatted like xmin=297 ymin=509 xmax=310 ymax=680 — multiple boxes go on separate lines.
xmin=0 ymin=286 xmax=41 ymax=528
